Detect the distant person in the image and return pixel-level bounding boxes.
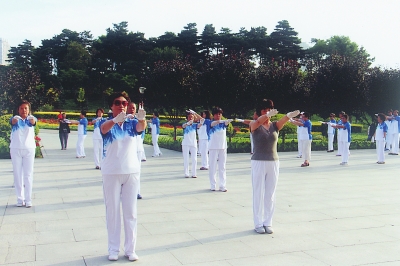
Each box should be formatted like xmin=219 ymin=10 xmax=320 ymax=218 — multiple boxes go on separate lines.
xmin=182 ymin=110 xmax=202 ymax=178
xmin=100 ymin=92 xmax=146 ymax=261
xmin=57 ymin=111 xmax=63 ymax=121
xmin=321 ymin=113 xmax=336 ymax=152
xmin=92 ymin=108 xmax=105 ymax=169
xmin=331 ymin=114 xmax=351 ymax=165
xmin=197 ymin=110 xmax=211 ymax=170
xmin=148 ymin=112 xmax=161 ymax=157
xmin=70 ymin=111 xmax=88 ymax=158
xmin=10 ymin=100 xmax=37 ymax=208
xmin=388 ymin=109 xmax=400 ymax=155
xmin=290 ymin=112 xmax=312 ymax=167
xmin=374 ymin=113 xmax=387 ymax=164
xmin=58 ymin=112 xmax=71 ymax=150
xmin=207 ymin=107 xmax=233 ymax=192
xmin=384 ymin=110 xmax=393 ymax=151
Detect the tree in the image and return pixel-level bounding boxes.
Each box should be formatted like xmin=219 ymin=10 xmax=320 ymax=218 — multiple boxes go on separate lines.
xmin=269 ymin=20 xmax=304 ymax=61
xmin=144 ymin=56 xmax=198 ymax=140
xmin=176 ymin=23 xmax=199 ymax=60
xmin=77 ymin=87 xmax=86 ymax=110
xmin=7 ymin=40 xmax=35 ymax=69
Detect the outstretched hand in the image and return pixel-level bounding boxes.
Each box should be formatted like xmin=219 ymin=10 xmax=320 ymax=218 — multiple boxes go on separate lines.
xmin=266 ymin=109 xmax=279 ymax=117
xmin=286 ymin=110 xmax=300 ymax=119
xmin=112 ymin=112 xmax=126 ymax=123
xmin=136 ymin=103 xmax=146 ymax=121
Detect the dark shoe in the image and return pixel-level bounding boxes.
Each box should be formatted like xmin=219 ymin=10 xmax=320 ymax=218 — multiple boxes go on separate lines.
xmin=327 ymin=150 xmax=334 ymax=152
xmin=95 ymin=166 xmax=100 ymax=169
xmin=301 ymin=163 xmax=309 ymax=167
xmin=137 ymin=194 xmax=142 ymax=199
xmin=200 ymin=167 xmax=208 ymax=170
xmin=192 ymin=176 xmax=197 ymax=178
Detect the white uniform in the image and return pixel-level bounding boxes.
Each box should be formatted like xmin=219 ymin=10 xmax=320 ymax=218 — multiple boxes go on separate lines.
xmin=327 ymin=119 xmax=336 ymax=151
xmin=296 ymin=124 xmax=302 ymax=157
xmin=389 ymin=116 xmax=399 ymax=154
xmin=375 ymin=122 xmax=387 ymax=163
xmin=76 ymin=118 xmax=88 ymax=158
xmin=92 ymin=117 xmax=105 ymax=168
xmin=385 ymin=119 xmax=392 ymax=150
xmin=150 ymin=117 xmax=161 ymax=156
xmin=208 ymin=121 xmax=228 ymax=191
xmin=299 ymin=120 xmax=312 ymax=161
xmin=182 ymin=122 xmax=198 ymax=177
xmin=339 ymin=122 xmax=351 ymax=164
xmin=197 ymin=121 xmax=209 ymax=168
xmin=100 ymin=118 xmax=140 ymax=258
xmin=10 ymin=116 xmax=37 ymax=206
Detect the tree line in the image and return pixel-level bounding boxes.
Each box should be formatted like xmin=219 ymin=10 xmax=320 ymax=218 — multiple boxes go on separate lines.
xmin=1 ymin=20 xmax=400 ymax=126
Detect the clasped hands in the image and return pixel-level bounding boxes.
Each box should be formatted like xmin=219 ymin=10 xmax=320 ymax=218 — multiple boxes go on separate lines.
xmin=113 ymin=104 xmax=146 ymax=123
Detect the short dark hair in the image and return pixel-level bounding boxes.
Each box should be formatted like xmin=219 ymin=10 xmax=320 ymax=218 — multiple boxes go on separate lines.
xmin=212 ymin=107 xmax=223 ymax=115
xmin=201 ymin=110 xmax=211 ymax=119
xmin=378 ymin=113 xmax=386 ymax=121
xmin=255 ymin=99 xmax=274 ymax=116
xmin=81 ymin=110 xmax=87 ymax=116
xmin=302 ymin=112 xmax=310 ymax=119
xmin=108 ymin=91 xmax=130 ymax=108
xmin=153 ymin=111 xmax=159 ymax=117
xmin=16 ymin=100 xmax=31 ymax=115
xmin=96 ymin=108 xmax=104 ymax=115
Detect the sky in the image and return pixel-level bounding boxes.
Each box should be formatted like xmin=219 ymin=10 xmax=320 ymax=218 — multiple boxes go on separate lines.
xmin=1 ymin=0 xmax=399 ymax=68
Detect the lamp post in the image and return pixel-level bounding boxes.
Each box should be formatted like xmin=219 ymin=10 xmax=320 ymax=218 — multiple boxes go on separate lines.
xmin=138 ymin=87 xmax=146 ymax=106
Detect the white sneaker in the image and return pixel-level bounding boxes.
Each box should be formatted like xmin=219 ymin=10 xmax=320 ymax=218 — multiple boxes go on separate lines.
xmin=339 ymin=162 xmax=348 ymax=166
xmin=25 ymin=202 xmax=32 ymax=208
xmin=264 ymin=226 xmax=274 ymax=234
xmin=296 ymin=155 xmax=302 ymax=158
xmin=219 ymin=188 xmax=228 ymax=192
xmin=108 ymin=254 xmax=118 ymax=261
xmin=254 ymin=227 xmax=265 ymax=234
xmin=125 ymin=254 xmax=139 ymax=261
xmin=16 ymin=202 xmax=24 ymax=207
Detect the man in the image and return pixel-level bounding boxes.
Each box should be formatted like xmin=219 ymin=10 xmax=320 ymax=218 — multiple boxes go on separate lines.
xmin=327 ymin=113 xmax=336 ymax=152
xmin=127 ymin=102 xmax=145 ymax=199
xmin=385 ymin=110 xmax=393 ymax=151
xmin=388 ymin=110 xmax=400 ymax=155
xmin=331 ymin=114 xmax=351 ymax=165
xmin=70 ymin=111 xmax=88 ymax=158
xmin=207 ymin=107 xmax=232 ymax=192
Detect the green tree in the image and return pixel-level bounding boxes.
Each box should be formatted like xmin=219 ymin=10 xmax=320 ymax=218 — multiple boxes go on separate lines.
xmin=269 ymin=20 xmax=304 ymax=61
xmin=7 ymin=40 xmax=35 ymax=69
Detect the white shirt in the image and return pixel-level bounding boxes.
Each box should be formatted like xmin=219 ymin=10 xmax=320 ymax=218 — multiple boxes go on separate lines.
xmin=92 ymin=117 xmax=105 ymax=140
xmin=197 ymin=123 xmax=208 ymax=140
xmin=100 ymin=118 xmax=140 ymax=175
xmin=208 ymin=122 xmax=227 ymax=149
xmin=9 ymin=117 xmax=36 ymax=149
xmin=182 ymin=123 xmax=198 ymax=147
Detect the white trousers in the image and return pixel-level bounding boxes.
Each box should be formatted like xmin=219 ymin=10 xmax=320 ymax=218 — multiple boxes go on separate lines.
xmin=182 ymin=145 xmax=197 ymax=177
xmin=386 ymin=133 xmax=392 ymax=150
xmin=208 ymin=149 xmax=227 ymax=190
xmin=328 ymin=133 xmax=334 ymax=151
xmin=376 ymin=140 xmax=385 ymax=162
xmin=76 ymin=134 xmax=87 ymax=157
xmin=102 ymin=173 xmax=139 ymax=256
xmin=297 ymin=136 xmax=302 ymax=156
xmin=10 ymin=148 xmax=35 ymax=205
xmin=337 ymin=132 xmax=342 ymax=155
xmin=251 ymin=160 xmax=279 ymax=228
xmin=390 ymin=133 xmax=399 ymax=154
xmin=300 ymin=139 xmax=311 ymax=161
xmin=137 ymin=152 xmax=142 ymax=194
xmin=198 ymin=139 xmax=209 ymax=168
xmin=151 ymin=133 xmax=161 ymax=156
xmin=339 ymin=141 xmax=350 ymax=163
xmin=93 ymin=138 xmax=103 ymax=167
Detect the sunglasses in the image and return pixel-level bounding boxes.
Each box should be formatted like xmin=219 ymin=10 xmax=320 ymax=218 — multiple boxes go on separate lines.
xmin=113 ymin=100 xmax=128 ymax=107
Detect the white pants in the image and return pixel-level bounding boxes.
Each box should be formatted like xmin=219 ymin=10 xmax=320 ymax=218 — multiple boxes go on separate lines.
xmin=76 ymin=134 xmax=87 ymax=157
xmin=182 ymin=145 xmax=197 ymax=177
xmin=102 ymin=173 xmax=139 ymax=256
xmin=10 ymin=148 xmax=35 ymax=205
xmin=376 ymin=140 xmax=385 ymax=162
xmin=151 ymin=133 xmax=161 ymax=156
xmin=251 ymin=160 xmax=279 ymax=228
xmin=93 ymin=138 xmax=103 ymax=167
xmin=136 ymin=152 xmax=142 ymax=194
xmin=386 ymin=133 xmax=392 ymax=150
xmin=339 ymin=141 xmax=350 ymax=163
xmin=198 ymin=139 xmax=209 ymax=168
xmin=390 ymin=133 xmax=399 ymax=154
xmin=297 ymin=136 xmax=302 ymax=156
xmin=337 ymin=132 xmax=342 ymax=155
xmin=208 ymin=149 xmax=227 ymax=190
xmin=300 ymin=139 xmax=311 ymax=161
xmin=328 ymin=133 xmax=334 ymax=151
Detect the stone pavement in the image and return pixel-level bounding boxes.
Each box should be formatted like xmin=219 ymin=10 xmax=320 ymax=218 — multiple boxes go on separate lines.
xmin=0 ymin=129 xmax=400 ymax=265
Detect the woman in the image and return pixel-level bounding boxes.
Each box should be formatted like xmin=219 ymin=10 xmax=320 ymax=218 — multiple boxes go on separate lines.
xmin=182 ymin=111 xmax=202 ymax=178
xmin=149 ymin=112 xmax=161 ymax=157
xmin=70 ymin=111 xmax=88 ymax=158
xmin=249 ymin=99 xmax=299 ymax=234
xmin=92 ymin=108 xmax=105 ymax=169
xmin=100 ymin=92 xmax=147 ymax=261
xmin=375 ymin=113 xmax=387 ymax=164
xmin=197 ymin=110 xmax=211 ymax=170
xmin=58 ymin=112 xmax=70 ymax=150
xmin=290 ymin=112 xmax=312 ymax=167
xmin=10 ymin=100 xmax=37 ymax=208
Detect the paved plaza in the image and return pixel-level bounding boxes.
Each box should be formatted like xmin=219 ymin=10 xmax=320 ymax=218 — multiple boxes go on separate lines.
xmin=0 ymin=129 xmax=400 ymax=265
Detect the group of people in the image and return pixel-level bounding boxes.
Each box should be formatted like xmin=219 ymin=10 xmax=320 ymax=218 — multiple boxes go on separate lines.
xmin=16 ymin=96 xmax=400 ymax=262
